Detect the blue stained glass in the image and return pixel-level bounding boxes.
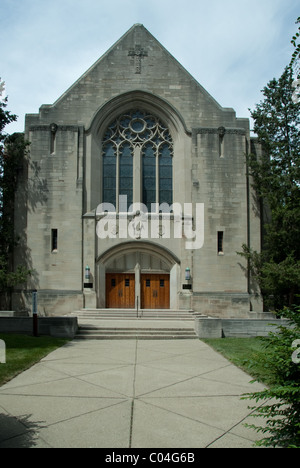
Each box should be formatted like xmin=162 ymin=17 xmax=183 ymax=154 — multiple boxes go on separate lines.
xmin=124 ymin=129 xmax=134 ymax=140
xmin=143 ymin=143 xmax=155 ymax=158
xmin=145 ymin=117 xmax=156 ymax=128
xmin=120 ymin=116 xmax=131 ymax=128
xmin=159 ymin=144 xmax=172 ymax=206
xmin=139 ymin=130 xmax=150 ymax=140
xmin=131 ymin=119 xmax=145 ymax=132
xmin=119 ymin=143 xmax=133 ymax=208
xmin=160 ymin=143 xmax=172 ymax=158
xmin=132 ymin=110 xmax=144 ymax=119
xmin=143 ymin=144 xmax=156 ymax=211
xmin=103 ymin=142 xmax=116 ymax=157
xmin=160 ymin=168 xmax=172 ymax=180
xmin=121 ymin=143 xmax=132 ymax=157
xmin=103 ymin=143 xmax=116 ymax=205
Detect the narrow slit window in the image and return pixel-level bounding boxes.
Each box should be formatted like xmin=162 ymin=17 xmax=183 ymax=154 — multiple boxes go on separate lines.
xmin=218 ymin=127 xmax=225 ymax=158
xmin=51 ymin=229 xmax=58 ymax=252
xmin=50 ymin=124 xmax=58 ymax=155
xmin=219 ymin=135 xmax=225 ymax=158
xmin=218 ymin=231 xmax=224 ymax=254
xmin=50 ymin=132 xmax=56 ymax=154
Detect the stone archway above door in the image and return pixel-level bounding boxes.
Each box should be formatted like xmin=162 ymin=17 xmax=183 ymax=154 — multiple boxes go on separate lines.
xmin=96 ymin=242 xmax=180 ymax=309
xmin=98 ymin=241 xmax=179 ymax=270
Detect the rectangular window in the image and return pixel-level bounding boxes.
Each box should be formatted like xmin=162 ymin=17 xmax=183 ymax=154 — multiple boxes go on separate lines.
xmin=218 ymin=231 xmax=224 ymax=254
xmin=51 ymin=229 xmax=58 ymax=252
xmin=125 ymin=278 xmax=130 ymax=287
xmin=111 ymin=278 xmax=116 ymax=287
xmin=160 ymin=279 xmax=165 ymax=288
xmin=146 ymin=279 xmax=151 ymax=287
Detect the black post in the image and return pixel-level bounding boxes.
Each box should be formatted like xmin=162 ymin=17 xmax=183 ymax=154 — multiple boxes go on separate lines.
xmin=32 ymin=290 xmax=38 ymax=337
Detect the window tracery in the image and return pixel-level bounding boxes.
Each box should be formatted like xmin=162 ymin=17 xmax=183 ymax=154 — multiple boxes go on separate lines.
xmin=102 ymin=110 xmax=173 ymax=210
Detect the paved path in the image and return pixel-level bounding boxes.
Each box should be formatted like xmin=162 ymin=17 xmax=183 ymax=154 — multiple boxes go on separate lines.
xmin=0 ymin=338 xmax=265 ymax=448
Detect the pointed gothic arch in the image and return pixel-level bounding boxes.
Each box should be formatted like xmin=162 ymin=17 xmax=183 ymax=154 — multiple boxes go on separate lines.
xmin=87 ymin=90 xmax=191 ymax=139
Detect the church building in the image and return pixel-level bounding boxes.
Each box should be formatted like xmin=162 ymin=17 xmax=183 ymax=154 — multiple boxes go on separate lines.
xmin=13 ymin=24 xmax=263 ymax=318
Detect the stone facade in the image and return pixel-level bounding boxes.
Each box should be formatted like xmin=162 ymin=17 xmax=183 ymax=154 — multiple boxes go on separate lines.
xmin=13 ymin=24 xmax=263 ymax=317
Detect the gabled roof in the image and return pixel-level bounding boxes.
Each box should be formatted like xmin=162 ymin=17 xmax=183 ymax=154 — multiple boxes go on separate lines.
xmin=53 ymin=24 xmax=222 ymax=111
xmin=32 ymin=24 xmax=240 ymax=130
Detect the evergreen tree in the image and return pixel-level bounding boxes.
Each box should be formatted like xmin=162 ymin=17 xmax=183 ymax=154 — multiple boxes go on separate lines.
xmin=240 ymin=67 xmax=300 ymax=311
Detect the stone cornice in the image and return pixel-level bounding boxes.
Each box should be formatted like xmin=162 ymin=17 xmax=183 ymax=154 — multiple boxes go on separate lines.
xmin=192 ymin=126 xmax=246 ymax=136
xmin=29 ymin=125 xmax=80 ymax=132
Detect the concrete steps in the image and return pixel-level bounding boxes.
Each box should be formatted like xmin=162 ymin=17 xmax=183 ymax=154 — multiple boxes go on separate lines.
xmin=75 ymin=325 xmax=197 ymax=340
xmin=71 ymin=308 xmax=199 ymax=340
xmin=72 ymin=308 xmax=196 ymax=321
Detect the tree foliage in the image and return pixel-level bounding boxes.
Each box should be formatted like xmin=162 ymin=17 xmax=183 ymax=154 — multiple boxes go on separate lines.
xmin=243 ymin=306 xmax=300 ymax=448
xmin=290 ymin=16 xmax=300 ymax=79
xmin=239 ymin=67 xmax=300 ymax=310
xmin=0 ymin=79 xmax=30 ymax=302
xmin=241 ymin=22 xmax=300 ymax=448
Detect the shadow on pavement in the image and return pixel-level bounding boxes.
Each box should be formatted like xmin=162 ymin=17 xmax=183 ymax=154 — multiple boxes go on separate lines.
xmin=0 ymin=413 xmax=45 ymax=448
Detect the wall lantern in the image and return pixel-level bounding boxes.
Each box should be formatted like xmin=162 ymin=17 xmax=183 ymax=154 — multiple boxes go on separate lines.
xmin=185 ymin=267 xmax=191 ymax=281
xmin=85 ymin=265 xmax=91 ymax=281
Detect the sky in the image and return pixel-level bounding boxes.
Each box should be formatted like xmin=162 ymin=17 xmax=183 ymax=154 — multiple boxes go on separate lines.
xmin=0 ymin=0 xmax=299 ymax=134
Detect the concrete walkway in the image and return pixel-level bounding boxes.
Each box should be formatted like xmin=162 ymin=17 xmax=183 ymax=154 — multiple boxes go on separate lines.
xmin=0 ymin=337 xmax=266 ymax=448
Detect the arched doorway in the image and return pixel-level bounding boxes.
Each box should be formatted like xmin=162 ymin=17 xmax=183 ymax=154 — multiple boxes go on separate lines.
xmin=96 ymin=242 xmax=180 ymax=309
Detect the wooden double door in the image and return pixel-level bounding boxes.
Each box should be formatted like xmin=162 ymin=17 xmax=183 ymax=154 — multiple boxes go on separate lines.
xmin=106 ymin=273 xmax=170 ymax=309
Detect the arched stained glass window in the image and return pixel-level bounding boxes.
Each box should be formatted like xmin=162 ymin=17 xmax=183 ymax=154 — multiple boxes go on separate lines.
xmin=102 ymin=109 xmax=173 ymax=211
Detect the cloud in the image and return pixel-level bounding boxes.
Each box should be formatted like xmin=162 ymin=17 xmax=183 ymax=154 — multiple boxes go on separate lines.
xmin=1 ymin=0 xmax=299 ymax=133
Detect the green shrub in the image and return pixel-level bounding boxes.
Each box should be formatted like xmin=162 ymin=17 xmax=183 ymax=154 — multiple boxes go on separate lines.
xmin=243 ymin=306 xmax=300 ymax=448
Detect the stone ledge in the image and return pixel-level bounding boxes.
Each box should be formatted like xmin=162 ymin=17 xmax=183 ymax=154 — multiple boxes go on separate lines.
xmin=195 ymin=317 xmax=291 ymax=338
xmin=0 ymin=317 xmax=78 ymax=339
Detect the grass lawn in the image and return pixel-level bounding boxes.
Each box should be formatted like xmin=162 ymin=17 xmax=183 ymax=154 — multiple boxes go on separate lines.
xmin=0 ymin=334 xmax=69 ymax=387
xmin=202 ymin=337 xmax=272 ymax=385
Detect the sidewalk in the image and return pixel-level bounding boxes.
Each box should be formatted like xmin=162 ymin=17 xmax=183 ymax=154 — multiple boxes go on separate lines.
xmin=0 ymin=338 xmax=266 ymax=448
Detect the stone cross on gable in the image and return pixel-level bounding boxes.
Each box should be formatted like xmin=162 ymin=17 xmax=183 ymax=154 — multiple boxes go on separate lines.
xmin=128 ymin=45 xmax=148 ymax=74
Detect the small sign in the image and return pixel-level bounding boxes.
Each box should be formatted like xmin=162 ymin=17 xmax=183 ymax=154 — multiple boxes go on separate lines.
xmin=182 ymin=284 xmax=192 ymax=290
